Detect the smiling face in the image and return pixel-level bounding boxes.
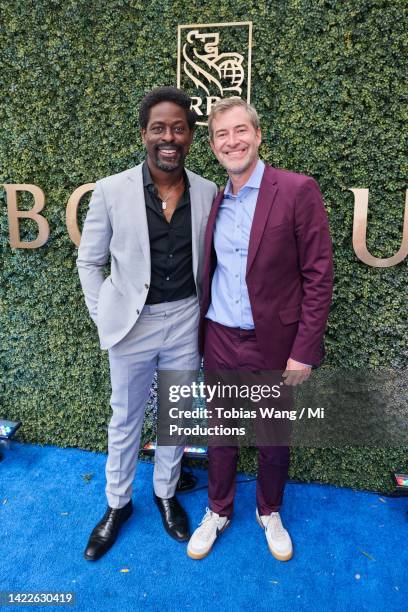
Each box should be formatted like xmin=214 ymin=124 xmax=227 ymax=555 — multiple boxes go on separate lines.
xmin=210 ymin=106 xmax=261 ymax=179
xmin=141 ymin=101 xmax=194 ymax=173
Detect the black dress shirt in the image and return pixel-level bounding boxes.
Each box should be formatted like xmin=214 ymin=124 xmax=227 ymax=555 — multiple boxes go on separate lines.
xmin=142 ymin=161 xmax=196 ymax=304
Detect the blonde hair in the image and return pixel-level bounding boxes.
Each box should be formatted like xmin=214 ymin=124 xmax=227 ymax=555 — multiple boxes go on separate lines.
xmin=208 ymin=97 xmax=260 ymax=141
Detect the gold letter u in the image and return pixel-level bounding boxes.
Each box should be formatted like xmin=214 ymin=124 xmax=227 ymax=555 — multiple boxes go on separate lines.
xmin=350 ymin=188 xmax=408 ymax=267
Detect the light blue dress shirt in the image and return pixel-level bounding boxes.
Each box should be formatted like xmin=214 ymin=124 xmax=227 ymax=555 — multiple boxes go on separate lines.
xmin=206 ymin=159 xmax=265 ymax=329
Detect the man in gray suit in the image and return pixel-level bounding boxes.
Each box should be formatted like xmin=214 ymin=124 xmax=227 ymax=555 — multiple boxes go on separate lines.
xmin=77 ymin=86 xmax=217 ymax=561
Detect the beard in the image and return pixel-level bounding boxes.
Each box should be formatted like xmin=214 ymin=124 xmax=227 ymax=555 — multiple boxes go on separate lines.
xmin=153 ymin=144 xmax=185 ymax=172
xmin=226 ymin=162 xmax=253 ymax=174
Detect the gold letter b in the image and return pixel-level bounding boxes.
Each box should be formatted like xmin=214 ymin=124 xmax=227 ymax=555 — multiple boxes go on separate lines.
xmin=3 ymin=184 xmax=50 ymax=249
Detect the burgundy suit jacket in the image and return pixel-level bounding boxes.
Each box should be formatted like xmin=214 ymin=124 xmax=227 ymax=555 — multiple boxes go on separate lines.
xmin=199 ymin=164 xmax=334 ymax=370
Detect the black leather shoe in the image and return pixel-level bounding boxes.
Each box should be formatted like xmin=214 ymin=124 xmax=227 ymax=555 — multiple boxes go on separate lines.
xmin=83 ymin=500 xmax=133 ymax=561
xmin=176 ymin=468 xmax=198 ymax=492
xmin=154 ymin=494 xmax=190 ymax=542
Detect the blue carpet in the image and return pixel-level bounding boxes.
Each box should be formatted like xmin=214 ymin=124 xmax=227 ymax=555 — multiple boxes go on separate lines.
xmin=0 ymin=443 xmax=406 ymax=612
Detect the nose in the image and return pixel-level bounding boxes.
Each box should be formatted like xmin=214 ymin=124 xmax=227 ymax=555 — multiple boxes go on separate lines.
xmin=160 ymin=127 xmax=175 ymax=142
xmin=225 ymin=131 xmax=239 ymax=148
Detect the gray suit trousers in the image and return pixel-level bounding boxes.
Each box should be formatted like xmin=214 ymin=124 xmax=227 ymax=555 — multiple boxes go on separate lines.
xmin=106 ymin=295 xmax=200 ymax=508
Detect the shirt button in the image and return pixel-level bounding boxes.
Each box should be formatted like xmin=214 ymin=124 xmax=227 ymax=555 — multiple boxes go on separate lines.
xmin=236 ymin=299 xmax=239 ymax=303
xmin=166 ymin=276 xmax=170 ymax=281
xmin=136 ymin=309 xmax=140 ymax=314
xmin=168 ymin=254 xmax=173 ymax=258
xmin=144 ymin=283 xmax=149 ymax=289
xmin=235 ymin=274 xmax=239 ymax=278
xmin=235 ymin=248 xmax=239 ymax=252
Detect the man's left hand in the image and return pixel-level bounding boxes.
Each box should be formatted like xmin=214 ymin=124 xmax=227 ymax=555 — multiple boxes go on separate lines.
xmin=282 ymin=358 xmax=312 ymax=386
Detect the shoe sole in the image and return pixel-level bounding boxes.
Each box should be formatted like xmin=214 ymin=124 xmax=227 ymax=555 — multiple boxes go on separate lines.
xmin=83 ymin=506 xmax=133 ymax=561
xmin=256 ymin=512 xmax=293 ymax=562
xmin=164 ymin=528 xmax=190 ymax=543
xmin=187 ymin=519 xmax=231 ymax=560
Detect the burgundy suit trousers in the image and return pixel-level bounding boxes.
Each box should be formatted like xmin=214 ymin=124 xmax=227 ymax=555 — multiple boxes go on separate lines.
xmin=204 ymin=319 xmax=290 ymax=518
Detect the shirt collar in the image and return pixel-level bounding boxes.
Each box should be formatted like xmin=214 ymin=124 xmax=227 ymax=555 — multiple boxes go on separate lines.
xmin=224 ymin=159 xmax=265 ymax=197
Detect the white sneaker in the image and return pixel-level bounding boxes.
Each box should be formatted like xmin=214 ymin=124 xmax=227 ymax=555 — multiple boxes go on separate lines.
xmin=187 ymin=508 xmax=231 ymax=559
xmin=256 ymin=508 xmax=293 ymax=561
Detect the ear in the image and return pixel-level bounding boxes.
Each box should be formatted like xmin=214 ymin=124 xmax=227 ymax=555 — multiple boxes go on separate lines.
xmin=209 ymin=139 xmax=216 ymax=155
xmin=141 ymin=128 xmax=147 ymax=145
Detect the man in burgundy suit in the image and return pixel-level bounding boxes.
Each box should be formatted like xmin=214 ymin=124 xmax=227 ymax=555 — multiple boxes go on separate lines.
xmin=187 ymin=98 xmax=333 ymax=561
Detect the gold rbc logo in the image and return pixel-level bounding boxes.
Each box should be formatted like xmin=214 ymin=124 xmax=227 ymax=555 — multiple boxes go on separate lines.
xmin=177 ymin=22 xmax=253 ymax=125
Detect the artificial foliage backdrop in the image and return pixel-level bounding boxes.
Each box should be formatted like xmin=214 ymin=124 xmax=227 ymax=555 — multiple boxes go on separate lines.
xmin=0 ymin=0 xmax=407 ymax=492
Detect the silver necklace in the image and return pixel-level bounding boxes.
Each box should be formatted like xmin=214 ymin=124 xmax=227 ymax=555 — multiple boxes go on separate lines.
xmin=157 ymin=177 xmax=184 ymax=210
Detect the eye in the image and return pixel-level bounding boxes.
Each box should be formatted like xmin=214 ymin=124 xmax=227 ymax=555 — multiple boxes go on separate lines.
xmin=150 ymin=125 xmax=163 ymax=133
xmin=174 ymin=126 xmax=186 ymax=134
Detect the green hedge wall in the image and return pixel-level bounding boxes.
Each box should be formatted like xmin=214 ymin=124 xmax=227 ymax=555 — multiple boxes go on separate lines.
xmin=0 ymin=0 xmax=407 ymax=492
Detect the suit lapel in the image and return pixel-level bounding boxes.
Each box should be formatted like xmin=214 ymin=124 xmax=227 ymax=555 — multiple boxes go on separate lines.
xmin=200 ymin=189 xmax=223 ymax=309
xmin=246 ymin=165 xmax=278 ymax=275
xmin=204 ymin=189 xmax=224 ymax=256
xmin=126 ymin=163 xmax=151 ymax=269
xmin=187 ymin=171 xmax=202 ymax=284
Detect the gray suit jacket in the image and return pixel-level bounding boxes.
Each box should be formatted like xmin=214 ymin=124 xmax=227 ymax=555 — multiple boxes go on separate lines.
xmin=76 ymin=162 xmax=218 ymax=349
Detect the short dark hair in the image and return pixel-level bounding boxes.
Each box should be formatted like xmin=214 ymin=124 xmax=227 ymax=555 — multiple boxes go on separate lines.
xmin=139 ymin=86 xmax=197 ymax=130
